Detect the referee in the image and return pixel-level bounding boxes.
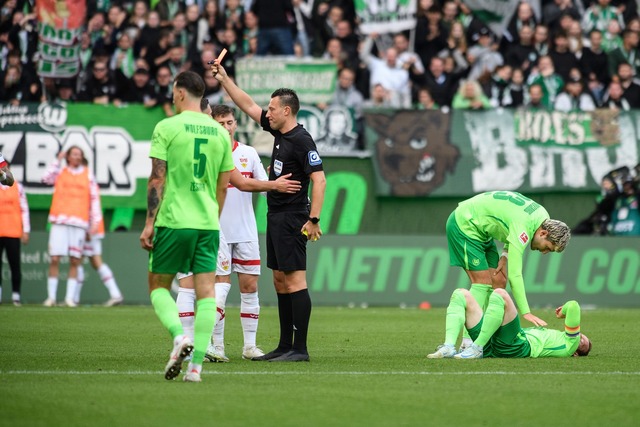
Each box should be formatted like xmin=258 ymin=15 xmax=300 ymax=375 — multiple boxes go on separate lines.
xmin=211 ymin=61 xmax=326 ymax=362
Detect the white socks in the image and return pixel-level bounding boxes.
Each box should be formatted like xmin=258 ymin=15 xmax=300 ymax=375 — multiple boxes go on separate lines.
xmin=99 ymin=264 xmax=122 ymax=299
xmin=47 ymin=277 xmax=58 ymax=301
xmin=213 ymin=282 xmax=231 ymax=347
xmin=65 ymin=278 xmax=78 ymax=303
xmin=240 ymin=292 xmax=260 ymax=348
xmin=176 ymin=287 xmax=196 ymax=341
xmin=75 ymin=265 xmax=85 ymax=303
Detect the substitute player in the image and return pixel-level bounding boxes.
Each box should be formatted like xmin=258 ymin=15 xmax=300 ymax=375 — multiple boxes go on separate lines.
xmin=427 ymin=287 xmax=591 ymax=359
xmin=140 ymin=71 xmax=234 ymax=383
xmin=447 ymin=191 xmax=571 ymax=353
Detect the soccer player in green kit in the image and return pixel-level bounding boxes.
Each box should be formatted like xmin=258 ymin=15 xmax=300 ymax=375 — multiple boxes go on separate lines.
xmin=140 ymin=71 xmax=235 ymax=382
xmin=427 ymin=287 xmax=591 ymax=359
xmin=444 ymin=191 xmax=571 ymax=354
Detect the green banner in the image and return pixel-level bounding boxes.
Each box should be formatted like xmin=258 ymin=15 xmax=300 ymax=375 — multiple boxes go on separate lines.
xmin=6 ymin=233 xmax=639 ymax=308
xmin=235 ymin=58 xmax=337 ymax=105
xmin=354 ymin=0 xmax=417 ymax=34
xmin=365 ymin=109 xmax=640 ymax=196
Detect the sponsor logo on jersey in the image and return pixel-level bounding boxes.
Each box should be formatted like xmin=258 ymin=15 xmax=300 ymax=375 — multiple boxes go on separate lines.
xmin=308 ymin=150 xmax=322 ymax=166
xmin=273 ymin=159 xmax=283 ymax=176
xmin=519 ymin=232 xmax=529 ymax=245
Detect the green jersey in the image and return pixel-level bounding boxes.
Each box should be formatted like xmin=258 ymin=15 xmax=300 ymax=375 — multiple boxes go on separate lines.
xmin=523 ymin=301 xmax=582 ymax=358
xmin=455 ymin=191 xmax=550 ymax=315
xmin=150 ymin=110 xmax=234 ymax=230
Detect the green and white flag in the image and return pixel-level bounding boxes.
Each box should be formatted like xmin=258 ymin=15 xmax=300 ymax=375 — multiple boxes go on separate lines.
xmin=354 ymin=0 xmax=417 ymax=34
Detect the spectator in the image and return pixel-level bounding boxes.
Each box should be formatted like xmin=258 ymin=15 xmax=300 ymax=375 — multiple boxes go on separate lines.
xmin=110 ymin=32 xmax=136 ymax=80
xmin=528 ymin=55 xmax=564 ymax=108
xmin=242 ymin=11 xmax=259 ymax=54
xmin=415 ymin=86 xmax=439 ymax=110
xmin=602 ymin=18 xmax=624 ymax=53
xmin=77 ymin=59 xmax=119 ymax=105
xmin=581 ymin=30 xmax=610 ymax=103
xmin=505 ymin=25 xmax=536 ymax=74
xmin=143 ymin=28 xmax=174 ymax=76
xmin=573 ymin=173 xmax=620 ymax=235
xmin=324 ymin=67 xmax=364 ymax=119
xmin=483 ymin=64 xmax=515 ymax=108
xmin=154 ymin=66 xmax=174 ymax=116
xmin=362 ymin=83 xmax=394 ymax=109
xmin=123 ymin=68 xmax=156 ymax=107
xmin=203 ymin=0 xmax=225 ymax=44
xmin=292 ymin=0 xmax=314 ymax=57
xmin=582 ymin=0 xmax=624 ymax=34
xmin=335 ymin=19 xmax=358 ymax=60
xmin=219 ymin=28 xmax=241 ymax=77
xmin=156 ymin=0 xmax=185 ymax=25
xmin=509 ymin=67 xmax=526 ymax=107
xmin=441 ymin=1 xmax=459 ymax=34
xmin=191 ymin=48 xmax=216 ymax=80
xmin=609 ymin=174 xmax=640 ymax=236
xmin=549 ymin=31 xmax=580 ymax=82
xmin=567 ymin=18 xmax=583 ymax=54
xmin=129 ymin=0 xmax=149 ymax=31
xmin=456 ymin=1 xmax=486 ymax=46
xmin=104 ymin=4 xmax=129 ymax=53
xmin=543 ymin=0 xmax=581 ymax=32
xmin=554 ymin=75 xmax=596 ymax=111
xmin=415 ymin=3 xmax=447 ymax=69
xmin=526 ymin=83 xmax=547 ymax=108
xmin=424 ymin=56 xmax=460 ymax=107
xmin=137 ymin=11 xmax=161 ymax=59
xmin=251 ymin=0 xmax=295 ymax=55
xmin=0 ymin=64 xmax=23 ymax=104
xmin=394 ymin=31 xmax=426 ymax=88
xmin=360 ymin=34 xmax=411 ymax=108
xmin=608 ymin=29 xmax=640 ymax=77
xmin=452 ymin=79 xmax=492 ymax=110
xmin=439 ymin=21 xmax=469 ymax=74
xmin=165 ymin=44 xmax=189 ymax=76
xmin=533 ymin=24 xmax=550 ymax=57
xmin=54 ymin=79 xmax=77 ymax=103
xmin=315 ymin=3 xmax=343 ymax=53
xmin=602 ymin=80 xmax=631 ymax=110
xmin=202 ymin=70 xmax=224 ymax=105
xmin=171 ymin=12 xmax=191 ymax=60
xmin=222 ymin=0 xmax=245 ymax=41
xmin=504 ymin=1 xmax=538 ymax=45
xmin=466 ymin=27 xmax=503 ymax=81
xmin=616 ymin=62 xmax=640 ymax=108
xmin=0 ymin=160 xmax=29 ymax=306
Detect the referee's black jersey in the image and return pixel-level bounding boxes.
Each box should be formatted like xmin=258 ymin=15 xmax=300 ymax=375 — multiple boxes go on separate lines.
xmin=260 ymin=110 xmax=324 ymax=212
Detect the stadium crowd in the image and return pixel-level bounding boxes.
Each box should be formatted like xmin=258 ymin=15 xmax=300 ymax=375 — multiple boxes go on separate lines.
xmin=3 ymin=0 xmax=640 ymax=113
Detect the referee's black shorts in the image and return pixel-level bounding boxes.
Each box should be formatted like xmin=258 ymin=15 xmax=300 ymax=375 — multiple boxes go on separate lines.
xmin=266 ymin=211 xmax=308 ymax=272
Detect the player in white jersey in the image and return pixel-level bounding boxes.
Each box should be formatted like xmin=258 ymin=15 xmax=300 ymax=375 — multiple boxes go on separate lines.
xmin=176 ymin=102 xmax=301 ymax=361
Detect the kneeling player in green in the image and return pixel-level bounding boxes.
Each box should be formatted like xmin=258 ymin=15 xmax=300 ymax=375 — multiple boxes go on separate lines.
xmin=140 ymin=71 xmax=234 ymax=382
xmin=446 ymin=191 xmax=571 ymax=352
xmin=427 ymin=288 xmax=591 ymax=359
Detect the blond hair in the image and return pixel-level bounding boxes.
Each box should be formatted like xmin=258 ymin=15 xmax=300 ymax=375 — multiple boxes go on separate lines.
xmin=541 ymin=219 xmax=571 ymax=252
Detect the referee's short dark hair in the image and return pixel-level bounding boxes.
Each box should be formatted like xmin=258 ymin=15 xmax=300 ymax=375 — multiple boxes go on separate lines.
xmin=271 ymin=88 xmax=300 ymax=115
xmin=175 ymin=71 xmax=205 ymax=98
xmin=211 ymin=104 xmax=236 ymax=119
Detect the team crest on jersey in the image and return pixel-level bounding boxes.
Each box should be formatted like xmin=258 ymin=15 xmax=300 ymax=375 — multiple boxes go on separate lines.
xmin=308 ymin=150 xmax=322 ymax=166
xmin=273 ymin=159 xmax=283 ymax=176
xmin=519 ymin=232 xmax=529 ymax=245
xmin=220 ymin=259 xmax=230 ymax=272
xmin=239 ymin=156 xmax=248 ymax=168
xmin=471 ymin=258 xmax=480 ymax=267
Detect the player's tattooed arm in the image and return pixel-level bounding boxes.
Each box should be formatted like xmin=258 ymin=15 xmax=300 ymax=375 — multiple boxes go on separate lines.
xmin=146 ymin=158 xmax=167 ymax=220
xmin=140 ymin=158 xmax=166 ymax=250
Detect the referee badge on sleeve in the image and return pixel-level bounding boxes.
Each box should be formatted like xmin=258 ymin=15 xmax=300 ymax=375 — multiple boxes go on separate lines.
xmin=274 ymin=159 xmax=283 ymax=176
xmin=308 ymin=151 xmax=322 ymax=166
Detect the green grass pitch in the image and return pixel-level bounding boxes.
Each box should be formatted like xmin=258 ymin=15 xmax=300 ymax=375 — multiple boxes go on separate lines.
xmin=1 ymin=305 xmax=638 ymax=427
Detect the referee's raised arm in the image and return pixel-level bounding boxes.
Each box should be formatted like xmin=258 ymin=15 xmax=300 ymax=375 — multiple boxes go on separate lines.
xmin=210 ymin=61 xmax=263 ymax=124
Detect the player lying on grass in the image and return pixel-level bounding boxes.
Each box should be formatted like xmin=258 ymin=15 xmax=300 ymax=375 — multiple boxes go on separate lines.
xmin=427 ymin=288 xmax=591 ymax=359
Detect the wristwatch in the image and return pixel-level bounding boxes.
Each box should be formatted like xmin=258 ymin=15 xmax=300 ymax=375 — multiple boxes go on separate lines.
xmin=309 ymin=217 xmax=320 ymax=224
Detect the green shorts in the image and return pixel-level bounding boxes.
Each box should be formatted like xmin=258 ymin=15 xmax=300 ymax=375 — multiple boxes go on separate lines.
xmin=149 ymin=227 xmax=219 ymax=274
xmin=468 ymin=316 xmax=531 ymax=358
xmin=446 ymin=211 xmax=499 ymax=271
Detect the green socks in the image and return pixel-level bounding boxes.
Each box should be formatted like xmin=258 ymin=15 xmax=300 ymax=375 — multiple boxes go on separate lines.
xmin=150 ymin=288 xmax=183 ymax=340
xmin=462 ymin=283 xmax=493 ymax=339
xmin=474 ymin=291 xmax=506 ymax=347
xmin=192 ymin=298 xmax=216 ymax=365
xmin=444 ymin=290 xmax=467 ymax=346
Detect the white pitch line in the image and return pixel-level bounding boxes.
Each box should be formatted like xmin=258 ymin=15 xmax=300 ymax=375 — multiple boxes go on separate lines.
xmin=1 ymin=370 xmax=639 ymax=376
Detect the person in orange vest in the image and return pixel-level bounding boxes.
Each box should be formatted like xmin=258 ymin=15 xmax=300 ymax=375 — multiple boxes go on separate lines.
xmin=41 ymin=146 xmax=102 ymax=307
xmin=74 ymin=182 xmax=124 ymax=307
xmin=0 ymin=159 xmax=30 ymax=306
xmin=0 ymin=152 xmax=15 ymax=186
